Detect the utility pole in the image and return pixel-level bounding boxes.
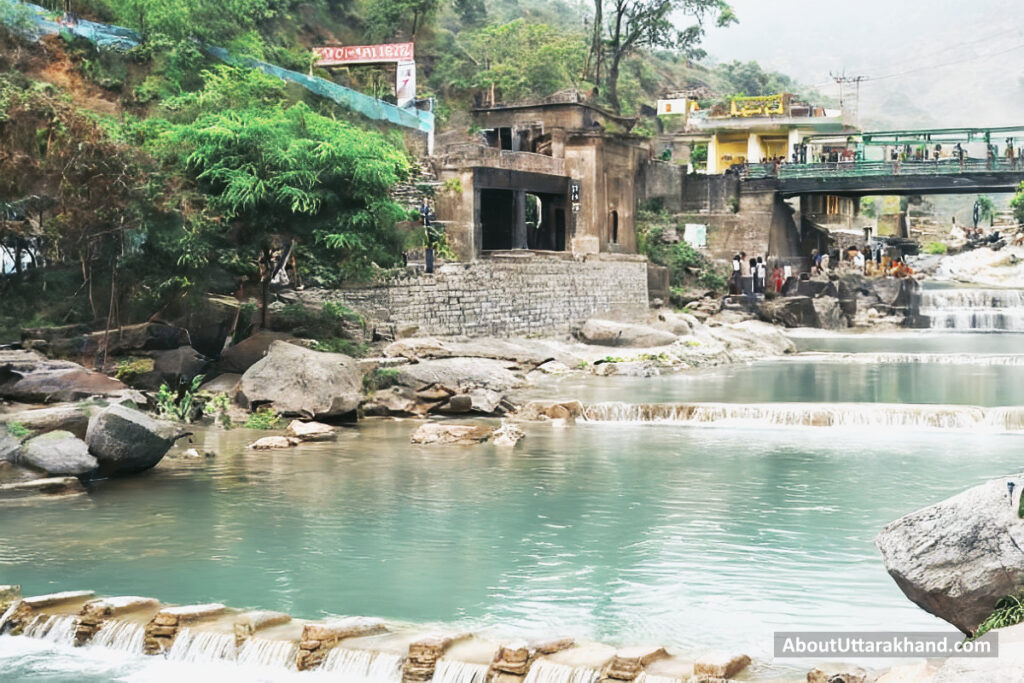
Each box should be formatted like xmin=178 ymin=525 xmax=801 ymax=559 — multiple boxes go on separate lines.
xmin=830 ymin=72 xmax=865 ymax=126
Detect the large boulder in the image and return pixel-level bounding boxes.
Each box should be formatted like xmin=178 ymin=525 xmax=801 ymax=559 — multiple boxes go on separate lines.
xmin=0 ymin=432 xmax=21 ymax=464
xmin=18 ymin=431 xmax=98 ymax=476
xmin=237 ymin=341 xmax=363 ymax=419
xmin=876 ymin=474 xmax=1024 ymax=634
xmin=756 ymin=296 xmax=819 ymax=328
xmin=85 ymin=404 xmax=188 ymax=476
xmin=0 ymin=405 xmax=91 ymax=438
xmin=393 ymin=358 xmax=523 ymax=393
xmin=217 ymin=331 xmax=296 ymax=374
xmin=383 ymin=337 xmax=556 ymax=368
xmin=152 ymin=347 xmax=210 ymax=385
xmin=165 ymin=294 xmax=240 ymax=358
xmin=812 ymin=297 xmax=848 ymax=330
xmin=43 ymin=322 xmax=190 ymax=358
xmin=0 ymin=350 xmax=129 ymax=403
xmin=410 ymin=422 xmax=493 ymax=445
xmin=574 ymin=319 xmax=678 ymax=348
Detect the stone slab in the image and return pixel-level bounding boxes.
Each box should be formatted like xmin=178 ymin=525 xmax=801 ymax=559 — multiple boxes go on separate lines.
xmin=23 ymin=590 xmax=94 ymax=608
xmin=158 ymin=603 xmax=226 ymax=621
xmin=82 ymin=596 xmax=159 ymax=616
xmin=693 ymin=652 xmax=750 ymax=679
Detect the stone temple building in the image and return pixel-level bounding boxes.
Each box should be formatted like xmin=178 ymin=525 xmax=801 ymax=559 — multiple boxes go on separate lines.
xmin=432 ymin=92 xmax=653 ymax=260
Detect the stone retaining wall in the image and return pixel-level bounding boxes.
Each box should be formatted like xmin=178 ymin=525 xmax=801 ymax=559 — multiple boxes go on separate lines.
xmin=308 ymin=255 xmax=650 ymax=337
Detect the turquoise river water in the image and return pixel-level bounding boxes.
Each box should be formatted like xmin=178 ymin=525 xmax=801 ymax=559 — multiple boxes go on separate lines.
xmin=2 ymin=322 xmax=1023 ymax=680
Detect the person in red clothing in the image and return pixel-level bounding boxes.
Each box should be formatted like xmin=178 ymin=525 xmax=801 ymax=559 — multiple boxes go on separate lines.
xmin=772 ymin=266 xmax=784 ymax=293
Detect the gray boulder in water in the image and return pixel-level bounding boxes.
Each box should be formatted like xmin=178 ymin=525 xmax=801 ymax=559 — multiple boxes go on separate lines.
xmin=574 ymin=318 xmax=678 ymax=347
xmin=85 ymin=404 xmax=187 ymax=476
xmin=18 ymin=431 xmax=98 ymax=476
xmin=755 ymin=296 xmax=819 ymax=328
xmin=876 ymin=473 xmax=1024 ymax=634
xmin=237 ymin=341 xmax=363 ymax=419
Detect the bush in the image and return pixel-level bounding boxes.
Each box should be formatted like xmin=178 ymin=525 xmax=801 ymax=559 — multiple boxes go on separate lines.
xmin=114 ymin=357 xmax=154 ymax=383
xmin=973 ymin=592 xmax=1024 ymax=640
xmin=363 ymin=367 xmax=400 ymax=392
xmin=244 ymin=406 xmax=282 ymax=430
xmin=6 ymin=421 xmax=31 ymax=438
xmin=925 ymin=241 xmax=948 ymax=255
xmin=637 ymin=209 xmax=727 ymax=295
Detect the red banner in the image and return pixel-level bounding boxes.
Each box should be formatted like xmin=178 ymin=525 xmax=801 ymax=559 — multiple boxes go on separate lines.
xmin=315 ymin=43 xmax=414 ymax=66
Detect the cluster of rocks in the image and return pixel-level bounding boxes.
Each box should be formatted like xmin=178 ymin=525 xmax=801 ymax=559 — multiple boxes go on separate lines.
xmin=1 ymin=399 xmax=187 ymax=498
xmin=756 ymin=273 xmax=922 ymax=330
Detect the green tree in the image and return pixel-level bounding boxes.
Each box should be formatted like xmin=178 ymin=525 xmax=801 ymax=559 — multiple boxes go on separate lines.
xmin=1012 ymin=183 xmax=1024 ymax=225
xmin=591 ymin=0 xmax=736 ymax=113
xmin=713 ymin=60 xmax=793 ymax=96
xmin=145 ymin=96 xmax=410 ymax=326
xmin=462 ymin=20 xmax=587 ymax=101
xmin=364 ymin=0 xmax=441 ymax=41
xmin=976 ymin=195 xmax=996 ymax=226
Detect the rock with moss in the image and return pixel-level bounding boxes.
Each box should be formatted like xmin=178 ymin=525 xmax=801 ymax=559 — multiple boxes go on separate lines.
xmin=876 ymin=473 xmax=1024 ymax=635
xmin=18 ymin=430 xmax=98 ymax=476
xmin=85 ymin=404 xmax=189 ymax=476
xmin=237 ymin=341 xmax=363 ymax=419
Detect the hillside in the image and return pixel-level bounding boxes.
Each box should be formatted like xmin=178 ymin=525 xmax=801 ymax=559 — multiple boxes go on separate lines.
xmin=0 ymin=0 xmax=826 ymax=341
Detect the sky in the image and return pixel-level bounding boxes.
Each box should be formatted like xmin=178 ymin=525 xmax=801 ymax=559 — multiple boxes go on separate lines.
xmin=698 ymin=0 xmax=1024 ymax=129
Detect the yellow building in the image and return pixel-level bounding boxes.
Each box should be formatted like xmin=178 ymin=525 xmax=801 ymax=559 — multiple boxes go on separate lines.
xmin=667 ymin=94 xmax=855 ymax=173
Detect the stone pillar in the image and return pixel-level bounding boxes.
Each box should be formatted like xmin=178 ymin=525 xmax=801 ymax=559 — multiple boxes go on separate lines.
xmin=295 ymin=617 xmax=386 ymax=671
xmin=76 ymin=596 xmax=159 ymax=646
xmin=143 ymin=603 xmax=225 ymax=655
xmin=600 ymin=646 xmax=669 ymax=681
xmin=2 ymin=590 xmax=93 ymax=636
xmin=514 ymin=191 xmax=528 ymax=249
xmin=401 ymin=633 xmax=467 ymax=683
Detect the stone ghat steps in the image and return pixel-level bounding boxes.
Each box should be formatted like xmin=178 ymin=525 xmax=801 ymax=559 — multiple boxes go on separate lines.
xmin=0 ymin=586 xmax=750 ymax=682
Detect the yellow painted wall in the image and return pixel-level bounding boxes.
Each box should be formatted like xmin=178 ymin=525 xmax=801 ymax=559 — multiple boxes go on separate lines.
xmin=715 ymin=134 xmax=748 ymax=170
xmin=760 ymin=136 xmax=788 ymax=160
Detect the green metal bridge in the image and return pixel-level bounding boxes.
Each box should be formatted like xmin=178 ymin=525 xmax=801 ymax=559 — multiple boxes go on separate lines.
xmin=741 ymin=126 xmax=1024 ymax=197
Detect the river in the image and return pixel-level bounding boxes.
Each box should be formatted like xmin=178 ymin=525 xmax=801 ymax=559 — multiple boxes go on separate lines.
xmin=2 ymin=288 xmax=1023 ymax=680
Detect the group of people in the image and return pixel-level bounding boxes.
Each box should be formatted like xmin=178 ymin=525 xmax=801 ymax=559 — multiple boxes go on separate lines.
xmin=730 ymin=253 xmax=786 ymax=296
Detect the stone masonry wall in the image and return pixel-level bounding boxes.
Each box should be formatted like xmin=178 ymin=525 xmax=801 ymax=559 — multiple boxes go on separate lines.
xmin=310 ymin=255 xmax=650 ymax=337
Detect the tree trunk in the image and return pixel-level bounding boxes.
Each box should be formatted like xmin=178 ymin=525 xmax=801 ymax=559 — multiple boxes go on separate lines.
xmin=606 ymin=54 xmax=622 ymax=114
xmin=590 ymin=0 xmax=603 ymax=86
xmin=259 ymin=247 xmax=271 ymax=329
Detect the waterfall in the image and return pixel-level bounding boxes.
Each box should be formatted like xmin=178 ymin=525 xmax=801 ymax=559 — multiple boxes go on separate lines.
xmin=22 ymin=614 xmax=78 ymax=646
xmin=431 ymin=658 xmax=490 ymax=683
xmin=0 ymin=602 xmax=19 ymax=633
xmin=320 ymin=647 xmax=404 ymax=681
xmin=920 ymin=289 xmax=1024 ymax=331
xmin=166 ymin=627 xmax=237 ymax=663
xmin=89 ymin=619 xmax=145 ymax=653
xmin=523 ymin=660 xmax=601 ymax=683
xmin=236 ymin=637 xmax=298 ymax=669
xmin=634 ymin=674 xmax=681 ymax=683
xmin=581 ymin=402 xmax=1024 ymax=432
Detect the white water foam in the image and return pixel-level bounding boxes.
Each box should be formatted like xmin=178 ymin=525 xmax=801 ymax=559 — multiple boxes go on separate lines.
xmin=634 ymin=674 xmax=682 ymax=683
xmin=581 ymin=402 xmax=1024 ymax=433
xmin=22 ymin=614 xmax=79 ymax=646
xmin=523 ymin=660 xmax=601 ymax=683
xmin=236 ymin=637 xmax=298 ymax=669
xmin=320 ymin=647 xmax=404 ymax=681
xmin=0 ymin=602 xmax=19 ymax=633
xmin=90 ymin=619 xmax=145 ymax=654
xmin=431 ymin=658 xmax=490 ymax=683
xmin=921 ymin=289 xmax=1024 ymax=331
xmin=166 ymin=627 xmax=237 ymax=663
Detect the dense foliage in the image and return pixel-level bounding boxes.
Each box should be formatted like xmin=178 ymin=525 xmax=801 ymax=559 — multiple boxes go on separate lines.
xmin=636 ymin=208 xmax=726 ymax=295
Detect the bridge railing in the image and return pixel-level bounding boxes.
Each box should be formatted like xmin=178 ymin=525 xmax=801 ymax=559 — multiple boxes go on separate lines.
xmin=738 ymin=158 xmax=1024 ymax=181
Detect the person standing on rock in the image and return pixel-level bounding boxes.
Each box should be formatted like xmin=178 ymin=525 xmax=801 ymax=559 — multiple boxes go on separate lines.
xmin=731 ymin=254 xmax=741 ymax=294
xmin=755 ymin=256 xmax=766 ymax=294
xmin=772 ymin=265 xmax=784 ymax=293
